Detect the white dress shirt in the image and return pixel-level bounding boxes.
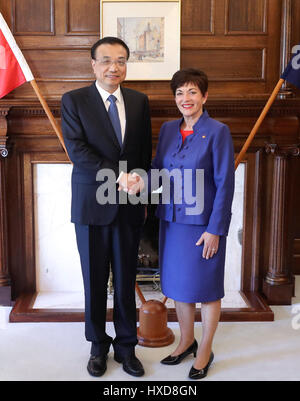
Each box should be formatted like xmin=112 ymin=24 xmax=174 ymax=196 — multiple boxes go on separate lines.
xmin=95 ymin=82 xmax=127 ymax=183
xmin=95 ymin=81 xmax=126 ymax=142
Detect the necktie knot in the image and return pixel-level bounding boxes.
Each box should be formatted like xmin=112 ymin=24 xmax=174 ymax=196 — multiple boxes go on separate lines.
xmin=108 ymin=94 xmax=117 ymax=104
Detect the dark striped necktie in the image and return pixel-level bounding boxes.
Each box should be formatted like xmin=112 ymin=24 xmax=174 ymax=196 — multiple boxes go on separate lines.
xmin=108 ymin=95 xmax=122 ymax=146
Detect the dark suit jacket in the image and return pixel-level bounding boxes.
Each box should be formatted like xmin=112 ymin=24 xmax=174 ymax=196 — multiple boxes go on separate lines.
xmin=61 ymin=82 xmax=152 ymax=226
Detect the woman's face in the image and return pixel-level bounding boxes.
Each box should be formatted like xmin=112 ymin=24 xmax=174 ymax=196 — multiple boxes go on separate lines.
xmin=175 ymin=83 xmax=208 ymax=120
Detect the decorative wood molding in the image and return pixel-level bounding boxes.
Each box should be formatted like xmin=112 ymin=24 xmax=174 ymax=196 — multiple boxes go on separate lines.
xmin=279 ymin=0 xmax=294 ymax=98
xmin=65 ymin=0 xmax=100 ymax=36
xmin=11 ymin=0 xmax=55 ymax=36
xmin=181 ymin=0 xmax=215 ymax=36
xmin=6 ymin=105 xmax=61 ymax=119
xmin=224 ymin=0 xmax=268 ymax=36
xmin=0 ymin=108 xmax=10 ymax=158
xmin=0 ymin=107 xmax=11 ymax=304
xmin=265 ymin=143 xmax=300 ymax=157
xmin=147 ymin=98 xmax=300 ymax=119
xmin=0 ymin=140 xmax=8 ymax=159
xmin=2 ymin=97 xmax=300 ymax=119
xmin=263 ymin=142 xmax=300 ymax=304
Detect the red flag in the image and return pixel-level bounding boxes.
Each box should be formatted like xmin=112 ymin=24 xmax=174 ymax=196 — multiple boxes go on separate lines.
xmin=0 ymin=13 xmax=33 ymax=98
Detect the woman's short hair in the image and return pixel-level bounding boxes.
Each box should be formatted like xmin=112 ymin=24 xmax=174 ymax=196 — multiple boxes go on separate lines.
xmin=170 ymin=68 xmax=208 ymax=96
xmin=91 ymin=37 xmax=130 ymax=60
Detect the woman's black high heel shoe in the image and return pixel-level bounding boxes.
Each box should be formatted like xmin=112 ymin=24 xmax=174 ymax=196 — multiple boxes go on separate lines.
xmin=188 ymin=352 xmax=214 ymax=379
xmin=160 ymin=339 xmax=198 ymax=365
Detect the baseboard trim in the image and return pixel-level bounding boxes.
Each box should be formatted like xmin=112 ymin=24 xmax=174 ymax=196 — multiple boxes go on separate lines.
xmin=9 ymin=291 xmax=274 ymax=323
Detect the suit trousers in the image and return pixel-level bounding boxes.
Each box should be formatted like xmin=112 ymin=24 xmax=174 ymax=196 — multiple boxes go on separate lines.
xmin=75 ymin=207 xmax=141 ymax=358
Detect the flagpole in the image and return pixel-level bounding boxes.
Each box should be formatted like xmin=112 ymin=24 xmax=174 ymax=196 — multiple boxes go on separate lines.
xmin=234 ymin=78 xmax=284 ymax=169
xmin=135 ymin=282 xmax=146 ymax=304
xmin=30 ymin=79 xmax=69 ymax=157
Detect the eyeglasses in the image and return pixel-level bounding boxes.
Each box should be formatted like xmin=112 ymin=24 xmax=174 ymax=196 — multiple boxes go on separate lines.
xmin=94 ymin=58 xmax=127 ymax=67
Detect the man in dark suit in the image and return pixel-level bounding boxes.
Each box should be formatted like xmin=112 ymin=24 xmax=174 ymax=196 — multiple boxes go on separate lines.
xmin=61 ymin=37 xmax=152 ymax=377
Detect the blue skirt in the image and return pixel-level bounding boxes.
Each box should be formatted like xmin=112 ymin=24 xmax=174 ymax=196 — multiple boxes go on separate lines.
xmin=159 ymin=220 xmax=227 ymax=303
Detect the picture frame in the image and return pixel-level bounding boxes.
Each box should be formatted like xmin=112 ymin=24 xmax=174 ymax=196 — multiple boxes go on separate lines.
xmin=100 ymin=0 xmax=181 ymax=80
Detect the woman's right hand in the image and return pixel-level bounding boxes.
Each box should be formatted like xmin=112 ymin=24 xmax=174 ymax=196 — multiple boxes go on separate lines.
xmin=196 ymin=232 xmax=219 ymax=259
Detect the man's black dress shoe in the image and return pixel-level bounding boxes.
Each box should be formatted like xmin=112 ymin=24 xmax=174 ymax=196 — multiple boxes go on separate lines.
xmin=114 ymin=354 xmax=145 ymax=377
xmin=87 ymin=354 xmax=108 ymax=377
xmin=188 ymin=352 xmax=214 ymax=380
xmin=160 ymin=339 xmax=198 ymax=365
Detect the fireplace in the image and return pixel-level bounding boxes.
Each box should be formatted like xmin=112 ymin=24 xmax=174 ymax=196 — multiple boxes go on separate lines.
xmin=137 ymin=204 xmax=160 ymax=288
xmin=23 ymin=162 xmax=251 ymax=314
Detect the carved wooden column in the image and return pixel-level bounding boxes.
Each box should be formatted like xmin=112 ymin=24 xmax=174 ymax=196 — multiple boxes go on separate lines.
xmin=263 ymin=144 xmax=300 ymax=304
xmin=0 ymin=107 xmax=11 ymax=305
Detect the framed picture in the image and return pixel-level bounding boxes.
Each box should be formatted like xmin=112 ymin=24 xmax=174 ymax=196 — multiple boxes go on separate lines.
xmin=100 ymin=0 xmax=181 ymax=80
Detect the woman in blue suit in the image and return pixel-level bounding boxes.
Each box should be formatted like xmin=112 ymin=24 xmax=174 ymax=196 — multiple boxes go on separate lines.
xmin=122 ymin=68 xmax=234 ymax=379
xmin=152 ymin=69 xmax=234 ymax=379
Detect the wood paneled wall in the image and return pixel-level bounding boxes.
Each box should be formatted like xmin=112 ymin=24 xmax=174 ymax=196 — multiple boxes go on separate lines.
xmin=181 ymin=0 xmax=281 ymax=97
xmin=0 ymin=0 xmax=293 ymax=99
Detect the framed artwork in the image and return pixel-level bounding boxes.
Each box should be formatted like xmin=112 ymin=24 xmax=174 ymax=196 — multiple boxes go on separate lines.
xmin=100 ymin=0 xmax=181 ymax=80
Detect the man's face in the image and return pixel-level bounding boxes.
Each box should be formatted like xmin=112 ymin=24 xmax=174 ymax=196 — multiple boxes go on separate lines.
xmin=91 ymin=43 xmax=127 ymax=93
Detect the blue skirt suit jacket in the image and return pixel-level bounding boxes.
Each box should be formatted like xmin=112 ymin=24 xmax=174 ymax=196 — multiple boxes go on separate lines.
xmin=151 ymin=109 xmax=235 ymax=236
xmin=150 ymin=110 xmax=235 ymax=302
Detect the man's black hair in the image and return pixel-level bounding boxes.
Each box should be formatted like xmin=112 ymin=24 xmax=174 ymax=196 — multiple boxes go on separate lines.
xmin=91 ymin=37 xmax=130 ymax=60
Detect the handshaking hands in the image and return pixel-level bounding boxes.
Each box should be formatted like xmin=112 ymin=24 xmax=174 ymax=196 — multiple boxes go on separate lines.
xmin=118 ymin=172 xmax=145 ymax=195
